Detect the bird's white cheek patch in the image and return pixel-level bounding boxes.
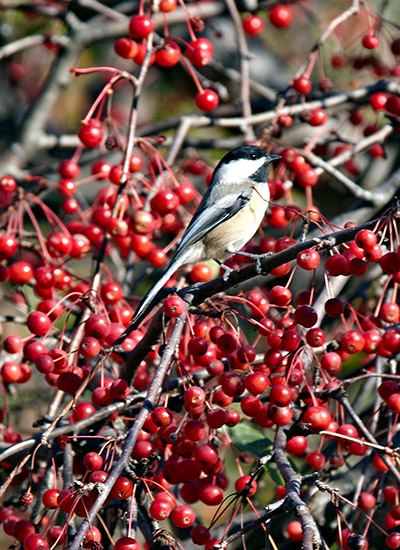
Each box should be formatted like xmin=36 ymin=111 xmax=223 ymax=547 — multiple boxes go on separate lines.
xmin=216 ymin=157 xmax=267 ymax=183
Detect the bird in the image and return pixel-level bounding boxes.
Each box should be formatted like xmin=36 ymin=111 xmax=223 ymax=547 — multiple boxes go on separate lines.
xmin=121 ymin=145 xmax=280 ymax=336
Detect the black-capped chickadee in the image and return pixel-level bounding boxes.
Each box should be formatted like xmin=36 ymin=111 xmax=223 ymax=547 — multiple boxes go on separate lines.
xmin=127 ymin=145 xmax=280 ymax=331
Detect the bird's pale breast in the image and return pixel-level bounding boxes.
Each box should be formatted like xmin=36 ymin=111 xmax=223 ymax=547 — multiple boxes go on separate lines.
xmin=203 ymin=183 xmax=269 ymax=261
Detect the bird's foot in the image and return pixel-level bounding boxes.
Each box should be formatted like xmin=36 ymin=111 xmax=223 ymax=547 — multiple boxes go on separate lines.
xmin=255 ymin=252 xmax=273 ymax=275
xmin=232 ymin=251 xmax=273 ymax=275
xmin=219 ymin=263 xmax=234 ymax=281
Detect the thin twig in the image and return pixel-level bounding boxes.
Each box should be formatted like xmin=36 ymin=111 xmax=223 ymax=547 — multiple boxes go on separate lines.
xmin=225 ymin=0 xmax=255 ymax=141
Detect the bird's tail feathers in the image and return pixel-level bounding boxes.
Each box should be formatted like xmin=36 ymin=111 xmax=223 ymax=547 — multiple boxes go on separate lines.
xmin=119 ymin=250 xmax=191 ymax=342
xmin=131 ymin=264 xmax=179 ymax=330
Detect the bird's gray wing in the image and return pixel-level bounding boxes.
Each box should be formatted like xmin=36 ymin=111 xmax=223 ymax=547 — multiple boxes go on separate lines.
xmin=175 ymin=188 xmax=252 ymax=255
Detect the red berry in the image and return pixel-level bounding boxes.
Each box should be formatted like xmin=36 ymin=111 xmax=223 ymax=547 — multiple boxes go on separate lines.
xmin=386 ymin=94 xmax=400 ymax=115
xmin=73 ymin=401 xmax=96 ymax=421
xmin=111 ymin=476 xmax=134 ymax=499
xmin=198 ymin=483 xmax=223 ymax=505
xmin=320 ymin=352 xmax=342 ymax=375
xmin=83 ymin=451 xmax=103 ymax=471
xmin=306 ymin=327 xmax=325 ymax=347
xmin=92 ymin=160 xmax=111 ymax=179
xmin=305 ymin=450 xmax=325 ymax=469
xmin=101 ymin=281 xmax=123 ymax=305
xmin=194 ymin=443 xmax=218 ymax=465
xmin=245 ymin=372 xmax=269 ymax=395
xmin=113 ymin=537 xmax=140 ymax=550
xmin=331 ymin=53 xmax=347 ymax=68
xmin=0 ymin=234 xmax=18 ymax=259
xmin=340 ymin=330 xmax=365 ymax=354
xmin=286 ymin=520 xmax=303 ymax=542
xmin=269 ymin=5 xmax=293 ymax=28
xmin=15 ymin=519 xmax=35 ymax=542
xmin=58 ymin=160 xmax=81 ymax=179
xmin=151 ymin=189 xmax=180 ymax=215
xmin=195 ymin=89 xmax=219 ymax=111
xmin=156 ymin=41 xmax=181 ymax=67
xmin=221 ymin=372 xmax=245 ymax=397
xmin=149 ymin=498 xmax=172 ymax=520
xmin=0 ymin=175 xmax=17 ymax=193
xmin=42 ymin=488 xmax=60 ymax=509
xmin=370 ymin=91 xmax=387 ymax=110
xmin=133 ymin=43 xmax=156 ymax=65
xmin=1 ymin=362 xmax=22 ymax=383
xmin=191 ymin=525 xmax=210 ymax=545
xmin=269 ymin=384 xmax=293 ymax=406
xmin=242 ymin=13 xmax=265 ymax=36
xmin=373 ymin=454 xmax=392 ymax=472
xmin=358 ymin=491 xmax=376 ymax=511
xmin=307 ymin=108 xmax=327 ymax=126
xmin=23 ymin=534 xmax=49 ymax=550
xmin=292 ymin=76 xmax=312 ymax=95
xmin=362 ymin=34 xmax=380 ymax=49
xmin=3 ymin=334 xmax=23 ymax=353
xmin=57 ymin=178 xmax=76 ymax=197
xmin=296 ymin=165 xmax=318 ymax=187
xmin=234 ymin=474 xmax=257 ymax=495
xmin=171 ymin=505 xmax=196 ymax=528
xmin=268 ymin=404 xmax=293 ymax=426
xmin=302 ymin=406 xmax=331 ymax=433
xmin=27 ymin=311 xmax=51 ymax=336
xmin=364 ymin=243 xmax=382 ymax=262
xmin=9 ymin=261 xmax=33 ymax=284
xmin=189 ymin=263 xmax=213 ymax=283
xmin=163 ymin=295 xmax=185 ymax=317
xmin=386 ymin=532 xmax=400 ymax=549
xmin=78 ymin=119 xmax=103 ymax=148
xmin=350 ymin=258 xmax=367 ymax=276
xmin=47 ymin=232 xmax=72 ymax=257
xmin=270 ymin=285 xmax=292 ymax=306
xmin=129 ymin=15 xmax=154 ymax=39
xmin=325 ymin=254 xmax=348 ymax=276
xmin=114 ymin=38 xmax=138 ymax=59
xmin=160 ymin=0 xmax=176 ymax=11
xmin=387 ymin=393 xmax=400 ymax=414
xmin=297 ymin=248 xmax=320 ymax=270
xmin=294 ymin=305 xmax=318 ymax=327
xmin=286 ymin=436 xmax=307 ymax=456
xmin=92 ymin=386 xmax=113 ymax=407
xmin=241 ymin=395 xmax=262 ymax=417
xmin=380 ymin=302 xmax=400 ymax=323
xmin=186 ymin=38 xmax=214 ymax=67
xmin=176 ymin=181 xmax=196 ymax=204
xmin=206 ymin=408 xmax=227 ymax=428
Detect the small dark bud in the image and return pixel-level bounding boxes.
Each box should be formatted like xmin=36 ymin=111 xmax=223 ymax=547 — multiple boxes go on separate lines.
xmin=20 ymin=492 xmax=34 ymax=506
xmin=190 ymin=17 xmax=204 ymax=33
xmin=106 ymin=135 xmax=118 ymax=150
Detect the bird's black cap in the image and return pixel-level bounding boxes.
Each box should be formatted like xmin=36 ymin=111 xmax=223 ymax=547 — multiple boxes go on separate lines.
xmin=220 ymin=145 xmax=280 ymax=164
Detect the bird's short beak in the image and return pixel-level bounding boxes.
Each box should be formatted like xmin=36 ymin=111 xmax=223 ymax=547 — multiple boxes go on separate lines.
xmin=269 ymin=154 xmax=282 ymax=162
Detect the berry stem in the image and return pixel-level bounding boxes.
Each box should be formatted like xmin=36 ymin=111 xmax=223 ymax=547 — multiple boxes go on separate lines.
xmin=82 ymin=74 xmax=122 ymax=124
xmin=179 ymin=55 xmax=204 ymax=93
xmin=176 ymin=0 xmax=196 ymax=41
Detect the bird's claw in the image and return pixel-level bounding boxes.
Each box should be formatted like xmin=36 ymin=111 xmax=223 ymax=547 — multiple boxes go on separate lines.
xmin=221 ymin=264 xmax=234 ymax=281
xmin=255 ymin=252 xmax=272 ymax=276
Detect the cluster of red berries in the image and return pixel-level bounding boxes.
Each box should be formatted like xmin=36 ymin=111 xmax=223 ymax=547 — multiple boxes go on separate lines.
xmin=112 ymin=13 xmax=219 ymax=112
xmin=242 ymin=5 xmax=293 ymax=37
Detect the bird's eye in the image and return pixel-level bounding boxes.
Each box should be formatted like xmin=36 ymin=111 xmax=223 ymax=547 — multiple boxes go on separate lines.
xmin=250 ymin=153 xmax=257 ymax=159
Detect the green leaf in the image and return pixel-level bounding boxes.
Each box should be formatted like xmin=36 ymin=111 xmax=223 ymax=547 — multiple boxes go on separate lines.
xmin=265 ymin=463 xmax=284 ymax=486
xmin=226 ymin=422 xmax=272 ymax=457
